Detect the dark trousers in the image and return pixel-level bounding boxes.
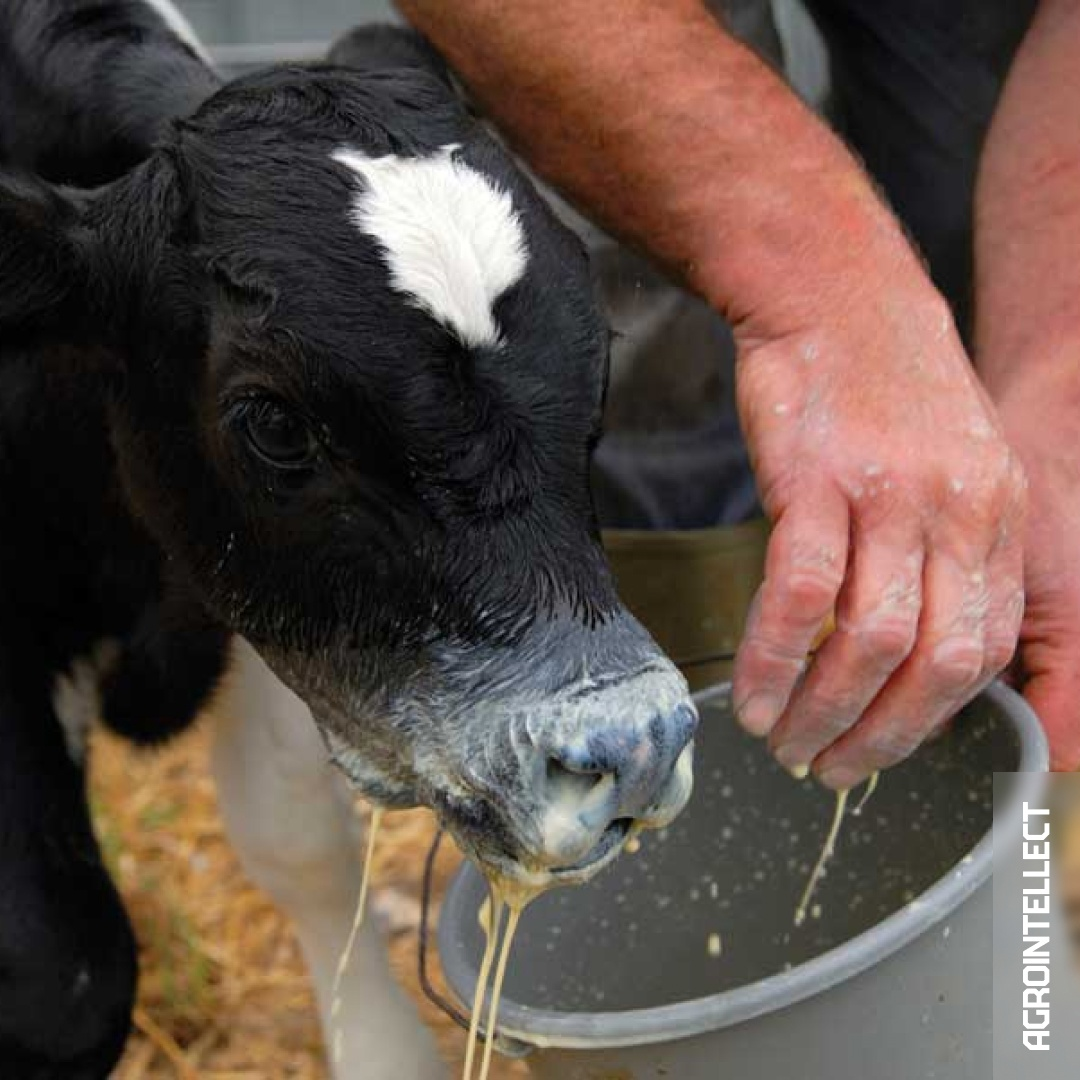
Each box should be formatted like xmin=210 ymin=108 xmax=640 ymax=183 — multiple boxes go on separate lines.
xmin=804 ymin=0 xmax=1038 ymax=339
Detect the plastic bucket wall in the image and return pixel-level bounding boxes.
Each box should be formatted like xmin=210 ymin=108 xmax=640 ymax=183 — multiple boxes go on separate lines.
xmin=438 ymin=682 xmax=1047 ymax=1080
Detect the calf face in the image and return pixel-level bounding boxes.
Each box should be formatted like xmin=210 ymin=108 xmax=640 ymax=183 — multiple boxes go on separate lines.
xmin=0 ymin=60 xmax=696 ymax=887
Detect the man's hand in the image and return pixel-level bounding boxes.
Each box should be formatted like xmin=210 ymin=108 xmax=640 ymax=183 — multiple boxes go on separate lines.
xmin=994 ymin=372 xmax=1080 ymax=770
xmin=730 ymin=257 xmax=1026 ymax=789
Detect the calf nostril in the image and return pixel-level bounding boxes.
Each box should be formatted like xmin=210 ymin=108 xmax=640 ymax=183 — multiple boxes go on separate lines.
xmin=546 ymin=748 xmax=604 ymax=777
xmin=545 ymin=755 xmax=606 ymax=794
xmin=537 ymin=754 xmax=621 ymax=868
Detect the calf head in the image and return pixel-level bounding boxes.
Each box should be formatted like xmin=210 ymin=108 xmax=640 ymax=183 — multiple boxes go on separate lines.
xmin=0 ymin=57 xmax=696 ymax=887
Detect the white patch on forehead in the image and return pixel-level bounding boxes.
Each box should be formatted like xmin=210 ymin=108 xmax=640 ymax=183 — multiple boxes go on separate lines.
xmin=331 ymin=145 xmax=528 ymax=348
xmin=139 ymin=0 xmax=215 ymax=66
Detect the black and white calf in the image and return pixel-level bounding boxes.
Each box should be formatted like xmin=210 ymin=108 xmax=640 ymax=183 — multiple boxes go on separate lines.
xmin=0 ymin=3 xmax=697 ymax=1076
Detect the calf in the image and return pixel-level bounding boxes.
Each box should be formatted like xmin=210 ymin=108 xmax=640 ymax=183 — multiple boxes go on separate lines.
xmin=0 ymin=3 xmax=697 ymax=1077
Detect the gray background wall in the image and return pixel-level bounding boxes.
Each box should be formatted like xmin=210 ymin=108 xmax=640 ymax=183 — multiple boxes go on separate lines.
xmin=176 ymin=0 xmax=397 ymax=66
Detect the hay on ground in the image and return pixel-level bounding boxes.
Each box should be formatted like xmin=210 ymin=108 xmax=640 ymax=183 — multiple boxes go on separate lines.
xmin=88 ymin=719 xmax=525 ymax=1079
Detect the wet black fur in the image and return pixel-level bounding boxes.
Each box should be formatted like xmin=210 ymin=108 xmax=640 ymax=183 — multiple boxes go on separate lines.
xmin=0 ymin=5 xmax=614 ymax=1076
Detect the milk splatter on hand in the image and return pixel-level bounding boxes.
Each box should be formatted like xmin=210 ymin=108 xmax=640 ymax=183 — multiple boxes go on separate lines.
xmin=731 ymin=262 xmax=1026 ymax=788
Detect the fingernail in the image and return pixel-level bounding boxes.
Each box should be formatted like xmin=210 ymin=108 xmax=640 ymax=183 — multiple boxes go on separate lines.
xmin=736 ymin=692 xmax=783 ymax=737
xmin=818 ymin=764 xmax=861 ymax=791
xmin=773 ymin=742 xmax=812 ymax=777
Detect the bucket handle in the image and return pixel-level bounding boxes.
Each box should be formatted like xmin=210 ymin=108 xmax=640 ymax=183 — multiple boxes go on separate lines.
xmin=419 ymin=827 xmax=533 ymax=1059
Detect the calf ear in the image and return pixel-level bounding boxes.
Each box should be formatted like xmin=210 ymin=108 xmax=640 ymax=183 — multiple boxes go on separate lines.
xmin=1 ymin=157 xmax=185 ymax=349
xmin=327 ymin=24 xmax=455 ymax=91
xmin=0 ymin=175 xmax=93 ymax=334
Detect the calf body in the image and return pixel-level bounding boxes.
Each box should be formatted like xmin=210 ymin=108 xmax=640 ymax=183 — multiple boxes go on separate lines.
xmin=0 ymin=4 xmax=697 ymax=1075
xmin=0 ymin=292 xmax=226 ymax=1075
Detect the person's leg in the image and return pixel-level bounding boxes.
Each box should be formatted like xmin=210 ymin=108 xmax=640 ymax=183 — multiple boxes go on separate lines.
xmin=801 ymin=0 xmax=1038 ymax=339
xmin=210 ymin=638 xmax=446 ymax=1080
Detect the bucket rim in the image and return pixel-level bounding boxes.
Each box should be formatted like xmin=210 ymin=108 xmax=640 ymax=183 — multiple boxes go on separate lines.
xmin=436 ymin=679 xmax=1048 ymax=1052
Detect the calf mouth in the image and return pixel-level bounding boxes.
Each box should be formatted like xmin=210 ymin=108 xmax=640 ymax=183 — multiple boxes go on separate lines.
xmin=547 ymin=817 xmax=634 ymax=881
xmin=466 ymin=817 xmax=635 ymax=892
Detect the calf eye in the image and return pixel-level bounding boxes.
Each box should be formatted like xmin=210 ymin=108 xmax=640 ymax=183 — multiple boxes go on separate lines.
xmin=241 ymin=397 xmax=319 ymax=470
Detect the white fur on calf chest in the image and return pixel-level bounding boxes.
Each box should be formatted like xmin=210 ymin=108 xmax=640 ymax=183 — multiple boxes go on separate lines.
xmin=332 ymin=145 xmax=529 ymax=348
xmin=51 ymin=639 xmax=121 ymax=764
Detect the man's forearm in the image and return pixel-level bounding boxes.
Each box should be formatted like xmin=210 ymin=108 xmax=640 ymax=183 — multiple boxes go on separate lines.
xmin=398 ymin=0 xmax=919 ymax=336
xmin=973 ymin=3 xmax=1080 ymax=773
xmin=976 ymin=0 xmax=1080 ymax=397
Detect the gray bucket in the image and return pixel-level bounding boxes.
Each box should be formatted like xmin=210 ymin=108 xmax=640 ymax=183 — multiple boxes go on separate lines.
xmin=438 ymin=681 xmax=1048 ymax=1079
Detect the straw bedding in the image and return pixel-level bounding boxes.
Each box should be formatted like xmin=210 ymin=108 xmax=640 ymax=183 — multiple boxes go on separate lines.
xmin=87 ymin=717 xmax=525 ymax=1080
